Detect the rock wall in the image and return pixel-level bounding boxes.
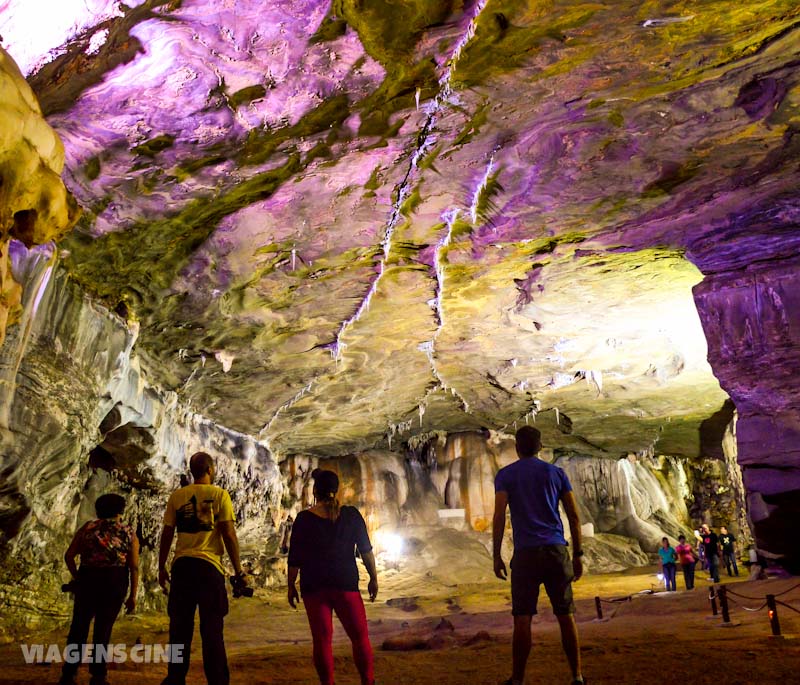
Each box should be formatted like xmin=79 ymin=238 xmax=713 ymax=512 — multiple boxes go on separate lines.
xmin=694 ymin=257 xmax=800 ymax=570
xmin=288 ymin=431 xmax=744 ymax=576
xmin=0 ymin=243 xmax=282 ymax=641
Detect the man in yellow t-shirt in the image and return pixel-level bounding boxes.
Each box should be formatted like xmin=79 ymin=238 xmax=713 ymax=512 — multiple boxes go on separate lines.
xmin=158 ymin=452 xmax=247 ymax=685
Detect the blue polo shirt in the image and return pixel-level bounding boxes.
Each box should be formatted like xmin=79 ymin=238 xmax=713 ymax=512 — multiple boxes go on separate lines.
xmin=495 ymin=458 xmax=572 ymax=549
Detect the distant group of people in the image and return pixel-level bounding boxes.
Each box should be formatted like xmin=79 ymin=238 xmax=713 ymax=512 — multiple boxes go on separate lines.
xmin=657 ymin=523 xmax=741 ymax=592
xmin=59 ymin=426 xmax=587 ymax=685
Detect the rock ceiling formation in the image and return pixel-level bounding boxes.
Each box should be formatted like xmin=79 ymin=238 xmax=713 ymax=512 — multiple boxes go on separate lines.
xmin=1 ymin=0 xmax=799 ymax=471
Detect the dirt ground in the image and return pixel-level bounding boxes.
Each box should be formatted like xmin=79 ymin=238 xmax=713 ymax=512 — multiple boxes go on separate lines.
xmin=2 ymin=566 xmax=799 ymax=685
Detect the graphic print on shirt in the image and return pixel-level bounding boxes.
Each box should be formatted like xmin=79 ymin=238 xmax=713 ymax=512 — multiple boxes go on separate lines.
xmin=175 ymin=495 xmax=215 ymax=533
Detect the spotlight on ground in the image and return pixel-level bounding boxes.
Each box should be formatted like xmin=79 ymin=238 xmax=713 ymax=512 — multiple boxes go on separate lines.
xmin=375 ymin=530 xmax=405 ymax=568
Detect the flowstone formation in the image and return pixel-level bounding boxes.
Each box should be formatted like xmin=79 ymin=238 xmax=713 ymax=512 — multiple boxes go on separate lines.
xmin=0 ymin=0 xmax=799 ymax=632
xmin=282 ymin=429 xmax=744 ymax=577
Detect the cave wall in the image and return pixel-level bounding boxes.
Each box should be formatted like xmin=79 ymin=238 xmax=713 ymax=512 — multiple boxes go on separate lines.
xmin=0 ymin=241 xmax=748 ymax=640
xmin=0 ymin=6 xmax=790 ymax=644
xmin=0 ymin=243 xmax=282 ymax=641
xmin=695 ymin=256 xmax=800 ymax=570
xmin=289 ymin=430 xmax=745 ymax=576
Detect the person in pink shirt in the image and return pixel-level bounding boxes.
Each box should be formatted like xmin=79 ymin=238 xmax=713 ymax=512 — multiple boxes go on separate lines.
xmin=675 ymin=534 xmax=698 ymax=590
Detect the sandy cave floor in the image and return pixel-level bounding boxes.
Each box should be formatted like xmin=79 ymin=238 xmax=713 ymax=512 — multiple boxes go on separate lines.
xmin=2 ymin=567 xmax=800 ymax=685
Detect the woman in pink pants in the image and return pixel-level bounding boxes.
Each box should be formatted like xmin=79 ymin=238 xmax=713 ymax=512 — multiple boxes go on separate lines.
xmin=288 ymin=469 xmax=379 ymax=685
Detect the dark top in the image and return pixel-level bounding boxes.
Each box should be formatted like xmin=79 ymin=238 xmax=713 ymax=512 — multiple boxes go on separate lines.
xmin=494 ymin=458 xmax=572 ymax=548
xmin=287 ymin=506 xmax=372 ymax=594
xmin=701 ymin=532 xmax=719 ymax=558
xmin=720 ymin=533 xmax=736 ymax=552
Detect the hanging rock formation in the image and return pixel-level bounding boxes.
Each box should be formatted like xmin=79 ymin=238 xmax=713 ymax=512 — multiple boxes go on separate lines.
xmin=0 ymin=47 xmax=78 ymax=344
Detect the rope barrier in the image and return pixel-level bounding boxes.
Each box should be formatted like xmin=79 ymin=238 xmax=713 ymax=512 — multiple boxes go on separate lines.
xmin=607 ymin=598 xmax=630 ymax=620
xmin=726 ymin=581 xmax=800 ymax=601
xmin=773 ymin=582 xmax=800 ymax=598
xmin=592 ymin=581 xmax=798 ymax=637
xmin=775 ymin=599 xmax=800 ymax=615
xmin=599 ymin=596 xmax=632 ymax=604
xmin=593 ymin=594 xmax=632 ymax=620
xmin=725 ymin=594 xmax=767 ymax=612
xmin=725 ymin=588 xmax=767 ymax=601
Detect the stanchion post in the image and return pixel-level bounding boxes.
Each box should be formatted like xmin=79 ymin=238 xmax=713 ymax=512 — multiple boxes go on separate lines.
xmin=718 ymin=585 xmax=730 ymax=624
xmin=766 ymin=594 xmax=781 ymax=636
xmin=709 ymin=586 xmax=718 ymax=616
xmin=594 ymin=596 xmax=603 ymax=620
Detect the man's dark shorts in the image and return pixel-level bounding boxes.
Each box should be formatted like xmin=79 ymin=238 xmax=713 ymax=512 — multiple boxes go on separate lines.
xmin=510 ymin=544 xmax=575 ymax=616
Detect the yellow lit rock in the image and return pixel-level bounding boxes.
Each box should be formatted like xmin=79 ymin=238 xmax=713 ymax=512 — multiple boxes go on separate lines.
xmin=0 ymin=47 xmax=79 ymax=342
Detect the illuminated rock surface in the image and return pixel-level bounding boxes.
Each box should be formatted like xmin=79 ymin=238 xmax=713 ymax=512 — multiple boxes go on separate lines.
xmin=0 ymin=47 xmax=78 ymax=344
xmin=0 ymin=0 xmax=799 ymax=631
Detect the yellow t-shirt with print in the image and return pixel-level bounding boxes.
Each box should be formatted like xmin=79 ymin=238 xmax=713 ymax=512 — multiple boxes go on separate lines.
xmin=164 ymin=484 xmax=235 ymax=576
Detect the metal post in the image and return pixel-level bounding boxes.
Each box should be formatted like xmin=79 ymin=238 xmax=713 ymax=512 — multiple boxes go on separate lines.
xmin=709 ymin=586 xmax=718 ymax=616
xmin=766 ymin=594 xmax=781 ymax=636
xmin=718 ymin=585 xmax=730 ymax=624
xmin=595 ymin=596 xmax=603 ymax=620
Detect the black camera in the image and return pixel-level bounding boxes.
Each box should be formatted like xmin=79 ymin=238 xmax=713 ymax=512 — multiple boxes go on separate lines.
xmin=61 ymin=580 xmax=79 ymax=593
xmin=229 ymin=574 xmax=253 ymax=599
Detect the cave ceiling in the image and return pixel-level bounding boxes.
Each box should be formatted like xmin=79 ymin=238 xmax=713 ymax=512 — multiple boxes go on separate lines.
xmin=2 ymin=0 xmax=799 ymax=458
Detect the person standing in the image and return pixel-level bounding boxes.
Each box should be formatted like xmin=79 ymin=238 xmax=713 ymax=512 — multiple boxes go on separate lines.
xmin=657 ymin=537 xmax=678 ymax=591
xmin=699 ymin=524 xmax=721 ymax=583
xmin=59 ymin=493 xmax=139 ymax=685
xmin=675 ymin=534 xmax=698 ymax=590
xmin=158 ymin=452 xmax=247 ymax=685
xmin=287 ymin=468 xmax=378 ymax=685
xmin=719 ymin=526 xmax=739 ymax=577
xmin=493 ymin=426 xmax=586 ymax=685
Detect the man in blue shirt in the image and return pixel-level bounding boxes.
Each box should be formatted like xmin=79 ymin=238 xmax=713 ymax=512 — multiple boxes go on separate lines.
xmin=493 ymin=426 xmax=585 ymax=685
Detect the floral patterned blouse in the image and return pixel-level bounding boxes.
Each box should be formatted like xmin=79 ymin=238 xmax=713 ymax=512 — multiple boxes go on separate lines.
xmin=78 ymin=519 xmax=134 ymax=568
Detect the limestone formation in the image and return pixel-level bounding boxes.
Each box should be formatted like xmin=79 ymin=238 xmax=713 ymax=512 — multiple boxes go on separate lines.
xmin=0 ymin=48 xmax=78 ymax=344
xmin=0 ymin=245 xmax=281 ymax=640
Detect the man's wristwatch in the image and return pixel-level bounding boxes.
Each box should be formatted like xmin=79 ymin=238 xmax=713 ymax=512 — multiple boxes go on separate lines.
xmin=574 ymin=550 xmax=584 ymax=558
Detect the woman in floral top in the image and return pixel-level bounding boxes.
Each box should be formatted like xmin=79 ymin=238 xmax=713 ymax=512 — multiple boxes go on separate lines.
xmin=60 ymin=494 xmax=139 ymax=685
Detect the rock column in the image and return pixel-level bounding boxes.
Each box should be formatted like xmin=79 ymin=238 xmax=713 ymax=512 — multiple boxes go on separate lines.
xmin=694 ymin=257 xmax=800 ymax=570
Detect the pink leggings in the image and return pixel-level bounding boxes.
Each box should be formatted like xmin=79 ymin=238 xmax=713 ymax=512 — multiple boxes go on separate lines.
xmin=303 ymin=589 xmax=374 ymax=685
